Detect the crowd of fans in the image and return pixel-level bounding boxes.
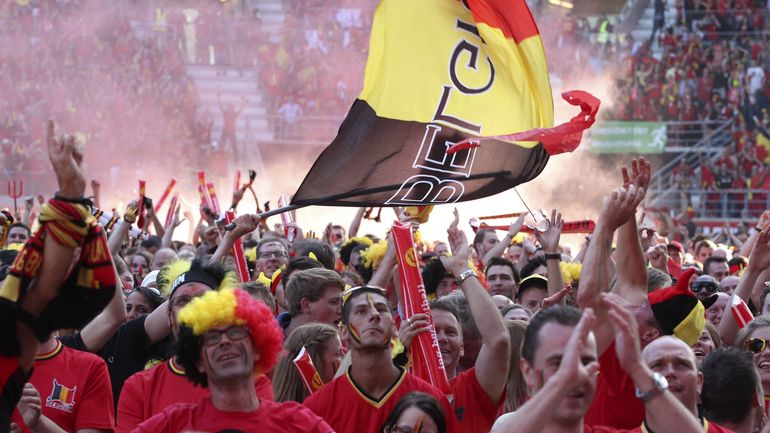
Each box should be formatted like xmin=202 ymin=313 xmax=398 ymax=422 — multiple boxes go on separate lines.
xmin=0 ymin=1 xmax=200 ymax=180
xmin=5 ymin=127 xmax=770 ymax=433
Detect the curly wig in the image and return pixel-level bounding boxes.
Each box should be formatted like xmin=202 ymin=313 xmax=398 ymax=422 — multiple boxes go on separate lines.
xmin=176 ymin=287 xmax=283 ymax=387
xmin=339 ymin=236 xmax=374 ymax=265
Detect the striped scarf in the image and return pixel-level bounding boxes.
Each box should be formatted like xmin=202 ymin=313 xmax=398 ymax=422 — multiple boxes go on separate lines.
xmin=0 ymin=199 xmax=116 ymax=356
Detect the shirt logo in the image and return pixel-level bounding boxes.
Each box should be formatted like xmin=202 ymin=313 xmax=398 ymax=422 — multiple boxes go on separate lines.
xmin=46 ymin=378 xmax=77 ymax=413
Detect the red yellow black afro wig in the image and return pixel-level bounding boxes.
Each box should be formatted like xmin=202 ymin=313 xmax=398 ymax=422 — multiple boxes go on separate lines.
xmin=175 ymin=287 xmax=283 ymax=387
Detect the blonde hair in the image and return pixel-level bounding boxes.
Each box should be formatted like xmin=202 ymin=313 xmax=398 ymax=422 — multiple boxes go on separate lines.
xmin=272 ymin=323 xmax=339 ymax=403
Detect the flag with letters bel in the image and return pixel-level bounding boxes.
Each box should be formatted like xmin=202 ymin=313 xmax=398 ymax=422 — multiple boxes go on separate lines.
xmin=291 ymin=0 xmax=599 ymax=207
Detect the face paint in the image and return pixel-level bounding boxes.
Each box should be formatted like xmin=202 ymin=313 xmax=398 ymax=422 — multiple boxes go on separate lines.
xmin=366 ymin=293 xmax=377 ymax=314
xmin=413 ymin=415 xmax=424 ymax=433
xmin=348 ymin=323 xmax=363 ymax=344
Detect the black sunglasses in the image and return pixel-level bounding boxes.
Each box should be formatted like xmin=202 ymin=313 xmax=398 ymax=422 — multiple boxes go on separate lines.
xmin=746 ymin=338 xmax=770 ymax=354
xmin=691 ymin=282 xmax=718 ymax=294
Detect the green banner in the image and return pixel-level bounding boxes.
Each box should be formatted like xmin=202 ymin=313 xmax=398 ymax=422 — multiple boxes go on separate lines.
xmin=587 ymin=121 xmax=667 ymax=154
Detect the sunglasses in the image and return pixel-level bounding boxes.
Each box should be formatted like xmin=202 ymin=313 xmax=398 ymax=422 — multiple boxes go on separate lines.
xmin=202 ymin=326 xmax=250 ymax=347
xmin=691 ymin=282 xmax=718 ymax=294
xmin=746 ymin=338 xmax=770 ymax=353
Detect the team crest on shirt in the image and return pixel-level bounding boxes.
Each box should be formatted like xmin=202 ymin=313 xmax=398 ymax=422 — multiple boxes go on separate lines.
xmin=46 ymin=378 xmax=77 ymax=412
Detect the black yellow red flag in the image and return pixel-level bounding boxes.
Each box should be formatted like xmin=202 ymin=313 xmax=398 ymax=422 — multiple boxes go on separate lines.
xmin=292 ymin=0 xmax=598 ymax=207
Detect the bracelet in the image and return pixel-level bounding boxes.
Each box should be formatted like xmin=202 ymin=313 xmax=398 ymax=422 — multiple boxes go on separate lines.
xmin=544 ymin=253 xmax=561 ymax=261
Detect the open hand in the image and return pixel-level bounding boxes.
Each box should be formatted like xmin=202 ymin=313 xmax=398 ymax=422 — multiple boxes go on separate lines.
xmin=597 ymin=186 xmax=645 ymax=233
xmin=535 ymin=209 xmax=563 ymax=253
xmin=440 ymin=227 xmax=471 ymax=275
xmin=47 ymin=119 xmax=86 ymax=198
xmin=621 ymin=157 xmax=652 ymax=191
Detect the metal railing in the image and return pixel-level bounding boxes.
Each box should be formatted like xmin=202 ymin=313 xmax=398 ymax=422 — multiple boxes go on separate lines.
xmin=647 ymin=119 xmax=734 ymax=206
xmin=267 ymin=115 xmax=345 ymax=145
xmin=650 ymin=188 xmax=770 ymax=220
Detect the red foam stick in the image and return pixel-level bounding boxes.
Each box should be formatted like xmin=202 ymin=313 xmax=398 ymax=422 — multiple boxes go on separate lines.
xmin=478 ymin=212 xmax=526 ymax=220
xmin=392 ymin=221 xmax=451 ymax=394
xmin=476 ymin=219 xmax=596 ymax=234
xmin=154 ymin=178 xmax=177 ymax=212
xmin=197 ymin=171 xmax=213 ymax=210
xmin=225 ymin=210 xmax=250 ymax=283
xmin=137 ymin=180 xmax=147 ymax=229
xmin=731 ymin=296 xmax=754 ymax=329
xmin=207 ymin=182 xmax=221 ymax=216
xmin=164 ymin=195 xmax=178 ymax=228
xmin=293 ymin=346 xmax=324 ymax=394
xmin=234 ymin=170 xmax=241 ymax=195
xmin=278 ymin=195 xmax=296 ymax=241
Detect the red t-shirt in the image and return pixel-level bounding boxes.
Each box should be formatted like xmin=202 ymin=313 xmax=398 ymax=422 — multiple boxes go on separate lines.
xmin=116 ymin=357 xmax=273 ymax=433
xmin=133 ymin=397 xmax=333 ymax=433
xmin=628 ymin=419 xmax=734 ymax=433
xmin=585 ymin=342 xmax=644 ymax=429
xmin=450 ymin=367 xmax=501 ymax=433
xmin=28 ymin=340 xmax=115 ymax=432
xmin=304 ymin=367 xmax=460 ymax=433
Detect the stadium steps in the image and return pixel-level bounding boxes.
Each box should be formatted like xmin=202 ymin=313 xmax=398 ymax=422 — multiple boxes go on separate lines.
xmin=629 ymin=0 xmax=677 ymax=54
xmin=646 ymin=120 xmax=735 ymax=208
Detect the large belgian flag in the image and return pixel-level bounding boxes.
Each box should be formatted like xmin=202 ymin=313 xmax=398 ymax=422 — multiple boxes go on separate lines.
xmin=292 ymin=0 xmax=598 ymax=207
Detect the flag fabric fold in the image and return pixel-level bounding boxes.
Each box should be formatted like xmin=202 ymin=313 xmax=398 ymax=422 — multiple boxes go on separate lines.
xmin=292 ymin=0 xmax=596 ymax=207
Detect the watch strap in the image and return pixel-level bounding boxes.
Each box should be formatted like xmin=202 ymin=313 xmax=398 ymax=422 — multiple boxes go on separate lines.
xmin=455 ymin=269 xmax=477 ymax=286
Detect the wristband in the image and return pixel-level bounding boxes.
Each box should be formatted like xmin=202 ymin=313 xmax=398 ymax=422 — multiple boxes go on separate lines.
xmin=544 ymin=253 xmax=561 ymax=261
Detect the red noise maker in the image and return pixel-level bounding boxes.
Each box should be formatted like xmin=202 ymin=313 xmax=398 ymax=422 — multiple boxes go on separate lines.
xmin=469 ymin=218 xmax=596 ymax=234
xmin=293 ymin=346 xmax=324 ymax=394
xmin=197 ymin=171 xmax=213 ymax=210
xmin=391 ymin=221 xmax=451 ymax=394
xmin=137 ymin=180 xmax=147 ymax=229
xmin=164 ymin=195 xmax=179 ymax=228
xmin=225 ymin=210 xmax=250 ymax=283
xmin=154 ymin=178 xmax=176 ymax=213
xmin=731 ymin=296 xmax=754 ymax=329
xmin=234 ymin=170 xmax=241 ymax=194
xmin=206 ymin=182 xmax=222 ymax=216
xmin=278 ymin=195 xmax=296 ymax=241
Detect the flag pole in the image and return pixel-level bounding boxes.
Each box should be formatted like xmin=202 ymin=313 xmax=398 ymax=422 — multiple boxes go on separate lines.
xmin=223 ymin=170 xmax=511 ymax=231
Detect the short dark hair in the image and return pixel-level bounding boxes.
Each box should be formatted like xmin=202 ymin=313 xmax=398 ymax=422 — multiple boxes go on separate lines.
xmin=700 ymin=347 xmax=758 ymax=424
xmin=380 ymin=392 xmax=446 ymax=433
xmin=341 ymin=287 xmax=391 ymax=325
xmin=128 ymin=286 xmax=164 ymax=310
xmin=238 ymin=281 xmax=275 ymax=311
xmin=141 ymin=236 xmax=162 ymax=250
xmin=298 ymin=241 xmax=336 ymax=270
xmin=283 ymin=256 xmax=324 ymax=286
xmin=702 ymin=256 xmax=727 ymax=275
xmin=520 ymin=256 xmax=547 ymax=279
xmin=421 ymin=258 xmax=451 ymax=296
xmin=256 ymin=238 xmax=287 ymax=257
xmin=9 ymin=222 xmax=29 ymax=236
xmin=647 ymin=268 xmax=672 ymax=292
xmin=286 ymin=268 xmax=344 ymax=317
xmin=522 ymin=305 xmax=582 ymax=364
xmin=472 ymin=229 xmax=494 ymax=247
xmin=486 ymin=257 xmax=520 ymax=284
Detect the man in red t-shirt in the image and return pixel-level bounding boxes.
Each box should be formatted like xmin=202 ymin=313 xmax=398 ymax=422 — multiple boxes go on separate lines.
xmin=303 ymin=286 xmax=460 ymax=433
xmin=117 ymin=257 xmax=273 ymax=433
xmin=409 ymin=226 xmax=509 ymax=433
xmin=626 ymin=337 xmax=734 ymax=433
xmin=491 ymin=303 xmax=706 ymax=433
xmin=15 ymin=337 xmax=114 ymax=433
xmin=135 ymin=287 xmax=330 ymax=433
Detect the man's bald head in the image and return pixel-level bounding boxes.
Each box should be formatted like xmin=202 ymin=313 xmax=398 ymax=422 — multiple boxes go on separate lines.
xmin=641 ymin=336 xmax=701 ymax=414
xmin=642 ymin=335 xmax=697 ymax=365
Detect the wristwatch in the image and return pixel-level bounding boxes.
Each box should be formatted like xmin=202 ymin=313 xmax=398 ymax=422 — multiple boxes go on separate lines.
xmin=455 ymin=269 xmax=477 ymax=286
xmin=635 ymin=372 xmax=668 ymax=402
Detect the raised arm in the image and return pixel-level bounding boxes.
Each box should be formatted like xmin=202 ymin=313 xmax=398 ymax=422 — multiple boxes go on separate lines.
xmin=77 ymin=266 xmax=127 ymax=352
xmin=482 ymin=215 xmax=526 ymax=266
xmin=108 ymin=202 xmax=138 ymax=256
xmin=160 ymin=204 xmax=183 ymax=249
xmin=613 ymin=158 xmax=651 ymax=306
xmin=208 ymin=214 xmax=259 ymax=265
xmin=535 ymin=209 xmax=565 ymax=297
xmin=577 ymin=186 xmax=645 ymax=354
xmin=603 ymin=293 xmax=703 ymax=433
xmin=442 ymin=227 xmax=510 ymax=401
xmin=348 ymin=208 xmax=366 ymax=239
xmin=719 ymin=227 xmax=770 ymax=345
